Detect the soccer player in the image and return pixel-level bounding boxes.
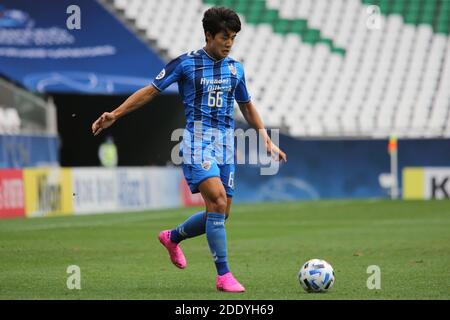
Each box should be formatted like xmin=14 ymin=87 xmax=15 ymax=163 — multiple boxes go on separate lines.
xmin=92 ymin=7 xmax=286 ymax=292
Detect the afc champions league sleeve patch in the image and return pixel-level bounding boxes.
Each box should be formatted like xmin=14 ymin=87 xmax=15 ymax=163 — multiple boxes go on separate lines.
xmin=156 ymin=68 xmax=166 ymax=80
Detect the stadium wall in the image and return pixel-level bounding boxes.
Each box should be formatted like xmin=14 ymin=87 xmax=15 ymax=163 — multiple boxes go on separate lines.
xmin=0 ymin=135 xmax=59 ymax=168
xmin=1 ymin=138 xmax=449 ymax=218
xmin=234 ymin=136 xmax=450 ymax=202
xmin=0 ymin=166 xmax=191 ymax=219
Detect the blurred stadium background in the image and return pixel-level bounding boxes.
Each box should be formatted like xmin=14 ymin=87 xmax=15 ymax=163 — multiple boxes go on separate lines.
xmin=1 ymin=0 xmax=450 ymax=218
xmin=0 ymin=0 xmax=449 ymax=300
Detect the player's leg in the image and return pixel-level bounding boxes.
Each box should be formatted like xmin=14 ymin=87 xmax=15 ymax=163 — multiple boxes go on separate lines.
xmin=225 ymin=197 xmax=232 ymax=219
xmin=169 ymin=162 xmax=234 ymax=243
xmin=169 ymin=190 xmax=232 ymax=246
xmin=169 ymin=211 xmax=206 ymax=243
xmin=158 ymin=163 xmax=239 ymax=276
xmin=158 ymin=162 xmax=219 ymax=269
xmin=164 ymin=187 xmax=233 ymax=247
xmin=199 ymin=176 xmax=244 ymax=292
xmin=198 ymin=177 xmax=228 ymax=272
xmin=220 ymin=163 xmax=234 ymax=220
xmin=199 ymin=176 xmax=227 ymax=213
xmin=165 ymin=162 xmax=216 ymax=244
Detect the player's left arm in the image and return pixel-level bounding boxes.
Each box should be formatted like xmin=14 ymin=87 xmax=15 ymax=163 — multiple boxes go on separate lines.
xmin=238 ymin=101 xmax=287 ymax=162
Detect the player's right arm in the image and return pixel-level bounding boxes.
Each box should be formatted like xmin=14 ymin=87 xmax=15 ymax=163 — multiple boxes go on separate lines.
xmin=92 ymin=56 xmax=184 ymax=136
xmin=92 ymin=85 xmax=160 ymax=136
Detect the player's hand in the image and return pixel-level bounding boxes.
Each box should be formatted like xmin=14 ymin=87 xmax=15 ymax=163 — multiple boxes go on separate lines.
xmin=92 ymin=112 xmax=116 ymax=136
xmin=265 ymin=138 xmax=287 ymax=163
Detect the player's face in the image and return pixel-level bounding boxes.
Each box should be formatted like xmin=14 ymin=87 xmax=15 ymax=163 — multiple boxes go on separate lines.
xmin=207 ymin=30 xmax=237 ymax=59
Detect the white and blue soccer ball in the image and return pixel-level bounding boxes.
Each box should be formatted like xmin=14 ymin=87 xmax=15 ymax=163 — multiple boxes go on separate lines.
xmin=298 ymin=258 xmax=335 ymax=293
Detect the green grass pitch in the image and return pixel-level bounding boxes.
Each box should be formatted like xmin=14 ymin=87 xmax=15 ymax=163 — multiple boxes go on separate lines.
xmin=0 ymin=200 xmax=449 ymax=299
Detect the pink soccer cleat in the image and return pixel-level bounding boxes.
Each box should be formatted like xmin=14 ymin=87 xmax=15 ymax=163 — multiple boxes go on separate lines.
xmin=216 ymin=272 xmax=246 ymax=292
xmin=158 ymin=230 xmax=187 ymax=269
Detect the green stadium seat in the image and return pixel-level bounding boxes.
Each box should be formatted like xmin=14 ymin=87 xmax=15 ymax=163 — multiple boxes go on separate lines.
xmin=436 ymin=19 xmax=450 ymax=34
xmin=301 ymin=29 xmax=320 ymax=44
xmin=378 ymin=0 xmax=391 ymax=13
xmin=407 ymin=0 xmax=422 ymax=12
xmin=331 ymin=48 xmax=345 ymax=56
xmin=404 ymin=9 xmax=420 ymax=24
xmin=248 ymin=1 xmax=265 ymax=14
xmin=245 ymin=11 xmax=261 ymax=24
xmin=419 ymin=14 xmax=434 ymax=25
xmin=320 ymin=39 xmax=333 ymax=47
xmin=363 ymin=0 xmax=380 ymax=6
xmin=290 ymin=20 xmax=307 ymax=33
xmin=423 ymin=0 xmax=437 ymax=12
xmin=234 ymin=2 xmax=248 ymax=14
xmin=262 ymin=9 xmax=278 ymax=24
xmin=221 ymin=0 xmax=235 ymax=8
xmin=391 ymin=0 xmax=405 ymax=15
xmin=274 ymin=20 xmax=290 ymax=34
xmin=420 ymin=2 xmax=436 ymax=25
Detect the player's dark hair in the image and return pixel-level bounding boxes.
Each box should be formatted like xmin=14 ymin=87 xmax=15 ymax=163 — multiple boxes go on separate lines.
xmin=202 ymin=6 xmax=241 ymax=42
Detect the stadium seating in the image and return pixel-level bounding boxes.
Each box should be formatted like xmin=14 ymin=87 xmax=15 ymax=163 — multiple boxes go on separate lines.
xmin=109 ymin=0 xmax=450 ymax=138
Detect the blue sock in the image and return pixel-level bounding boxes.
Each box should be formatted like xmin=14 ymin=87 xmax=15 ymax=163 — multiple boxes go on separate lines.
xmin=170 ymin=211 xmax=206 ymax=243
xmin=206 ymin=212 xmax=230 ymax=276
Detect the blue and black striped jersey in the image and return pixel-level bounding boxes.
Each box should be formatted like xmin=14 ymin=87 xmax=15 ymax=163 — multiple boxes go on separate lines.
xmin=152 ymin=48 xmax=251 ymax=164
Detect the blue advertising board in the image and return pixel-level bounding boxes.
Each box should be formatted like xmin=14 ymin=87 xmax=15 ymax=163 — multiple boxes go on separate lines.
xmin=0 ymin=134 xmax=59 ymax=168
xmin=234 ymin=134 xmax=450 ymax=202
xmin=0 ymin=0 xmax=175 ymax=94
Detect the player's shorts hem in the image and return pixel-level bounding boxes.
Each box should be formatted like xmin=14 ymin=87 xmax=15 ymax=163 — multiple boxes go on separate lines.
xmin=189 ymin=175 xmax=221 ymax=194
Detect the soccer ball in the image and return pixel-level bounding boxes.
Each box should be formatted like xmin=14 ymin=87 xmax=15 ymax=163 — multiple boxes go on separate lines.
xmin=298 ymin=258 xmax=335 ymax=293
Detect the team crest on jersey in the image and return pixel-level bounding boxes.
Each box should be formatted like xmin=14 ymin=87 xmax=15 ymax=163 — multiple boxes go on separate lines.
xmin=201 ymin=160 xmax=211 ymax=171
xmin=156 ymin=68 xmax=165 ymax=80
xmin=228 ymin=63 xmax=237 ymax=76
